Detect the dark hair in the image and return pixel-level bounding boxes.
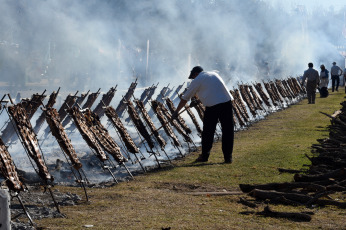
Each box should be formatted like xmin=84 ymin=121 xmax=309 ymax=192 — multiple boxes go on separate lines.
xmin=188 ymin=66 xmax=203 ymax=79
xmin=308 ymin=63 xmax=313 ymax=68
xmin=320 ymin=64 xmax=325 ymax=70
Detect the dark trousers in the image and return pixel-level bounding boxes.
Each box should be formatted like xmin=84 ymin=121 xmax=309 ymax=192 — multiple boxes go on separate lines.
xmin=331 ymin=75 xmax=340 ymax=92
xmin=201 ymin=100 xmax=234 ymax=161
xmin=306 ymin=81 xmax=317 ymax=104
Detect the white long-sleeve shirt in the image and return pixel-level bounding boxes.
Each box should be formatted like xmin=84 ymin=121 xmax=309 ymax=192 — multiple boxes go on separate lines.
xmin=181 ymin=71 xmax=233 ymax=107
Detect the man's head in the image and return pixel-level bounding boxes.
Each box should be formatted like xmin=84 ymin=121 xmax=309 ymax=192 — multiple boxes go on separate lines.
xmin=188 ymin=66 xmax=203 ymax=79
xmin=308 ymin=63 xmax=313 ymax=68
xmin=332 ymin=62 xmax=336 ymax=65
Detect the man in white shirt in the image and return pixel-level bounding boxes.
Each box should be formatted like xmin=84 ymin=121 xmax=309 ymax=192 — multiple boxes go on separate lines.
xmin=172 ymin=66 xmax=234 ymax=163
xmin=330 ymin=62 xmax=343 ymax=92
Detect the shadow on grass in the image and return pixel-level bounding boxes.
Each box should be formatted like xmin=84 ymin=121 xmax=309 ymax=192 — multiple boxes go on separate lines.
xmin=179 ymin=162 xmax=230 ymax=168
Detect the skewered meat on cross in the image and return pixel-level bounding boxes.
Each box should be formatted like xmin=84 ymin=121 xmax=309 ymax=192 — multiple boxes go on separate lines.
xmin=126 ymin=100 xmax=155 ymax=149
xmin=43 ymin=107 xmax=82 ymax=169
xmin=248 ymin=85 xmax=263 ymax=111
xmin=93 ymin=87 xmax=117 ymax=118
xmin=239 ymin=85 xmax=257 ymax=117
xmin=230 ymin=100 xmax=246 ymax=127
xmin=0 ymin=137 xmax=25 ymax=192
xmin=253 ymin=83 xmax=271 ymax=107
xmin=134 ymin=99 xmax=166 ymax=149
xmin=143 ymin=84 xmax=158 ymax=106
xmin=8 ymin=104 xmax=53 ymax=182
xmin=152 ymin=100 xmax=193 ymax=143
xmin=24 ymin=93 xmax=47 ymax=119
xmin=164 ymin=97 xmax=192 ymax=134
xmin=175 ymin=93 xmax=202 ymax=135
xmin=281 ymin=80 xmax=296 ymax=99
xmin=263 ymin=82 xmax=279 ymax=106
xmin=82 ymin=89 xmax=101 ymax=109
xmin=61 ymin=92 xmax=89 ymax=128
xmin=229 ymin=90 xmax=249 ymax=123
xmin=34 ymin=90 xmax=60 ymax=133
xmin=2 ymin=92 xmax=46 ymax=143
xmin=151 ymin=100 xmax=181 ymax=147
xmin=43 ymin=92 xmax=78 ymax=136
xmin=191 ymin=96 xmax=205 ymax=121
xmin=67 ymin=89 xmax=101 ymax=132
xmin=105 ymin=106 xmax=139 ymax=154
xmin=68 ymin=107 xmax=108 ymax=161
xmin=115 ymin=81 xmax=137 ymax=117
xmin=58 ymin=92 xmax=79 ymax=122
xmin=270 ymin=81 xmax=283 ymax=103
xmin=275 ymin=79 xmax=291 ymax=99
xmin=83 ymin=109 xmax=126 ymax=163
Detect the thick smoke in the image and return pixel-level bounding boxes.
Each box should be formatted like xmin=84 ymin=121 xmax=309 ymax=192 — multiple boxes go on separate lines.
xmin=0 ymin=0 xmax=345 ymax=93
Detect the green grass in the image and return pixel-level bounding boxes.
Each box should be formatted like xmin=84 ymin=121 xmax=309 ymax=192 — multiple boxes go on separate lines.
xmin=36 ymin=90 xmax=346 ymax=229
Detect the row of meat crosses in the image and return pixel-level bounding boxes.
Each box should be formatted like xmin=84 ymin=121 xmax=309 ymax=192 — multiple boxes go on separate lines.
xmin=0 ymin=76 xmax=306 ymax=225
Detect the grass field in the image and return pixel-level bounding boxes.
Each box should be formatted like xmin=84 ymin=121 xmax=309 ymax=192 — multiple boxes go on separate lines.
xmin=36 ymin=89 xmax=346 ymax=229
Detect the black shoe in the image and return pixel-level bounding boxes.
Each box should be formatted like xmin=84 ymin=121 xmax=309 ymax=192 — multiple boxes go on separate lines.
xmin=194 ymin=155 xmax=208 ymax=163
xmin=224 ymin=159 xmax=232 ymax=164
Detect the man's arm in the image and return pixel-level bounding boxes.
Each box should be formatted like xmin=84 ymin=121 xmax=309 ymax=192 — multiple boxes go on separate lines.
xmin=171 ymin=99 xmax=188 ymax=119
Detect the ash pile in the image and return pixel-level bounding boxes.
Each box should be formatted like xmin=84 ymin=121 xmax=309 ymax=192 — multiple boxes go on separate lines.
xmin=0 ymin=77 xmax=306 ymax=227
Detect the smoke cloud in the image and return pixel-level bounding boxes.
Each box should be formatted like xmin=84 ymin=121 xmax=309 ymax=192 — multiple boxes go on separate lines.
xmin=0 ymin=0 xmax=345 ymax=93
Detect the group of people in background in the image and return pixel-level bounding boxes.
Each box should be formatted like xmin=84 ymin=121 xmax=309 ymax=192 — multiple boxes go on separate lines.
xmin=301 ymin=61 xmax=345 ymax=104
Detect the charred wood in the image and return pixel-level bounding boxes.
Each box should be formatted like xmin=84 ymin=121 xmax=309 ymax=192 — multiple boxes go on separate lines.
xmin=239 ymin=182 xmax=326 ymax=193
xmin=255 ymin=206 xmax=312 ymax=222
xmin=294 ymin=168 xmax=346 ymax=182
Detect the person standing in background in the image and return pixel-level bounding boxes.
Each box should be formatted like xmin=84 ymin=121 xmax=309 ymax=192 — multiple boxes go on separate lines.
xmin=302 ymin=63 xmax=320 ymax=104
xmin=330 ymin=62 xmax=343 ymax=92
xmin=319 ymin=64 xmax=329 ymax=98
